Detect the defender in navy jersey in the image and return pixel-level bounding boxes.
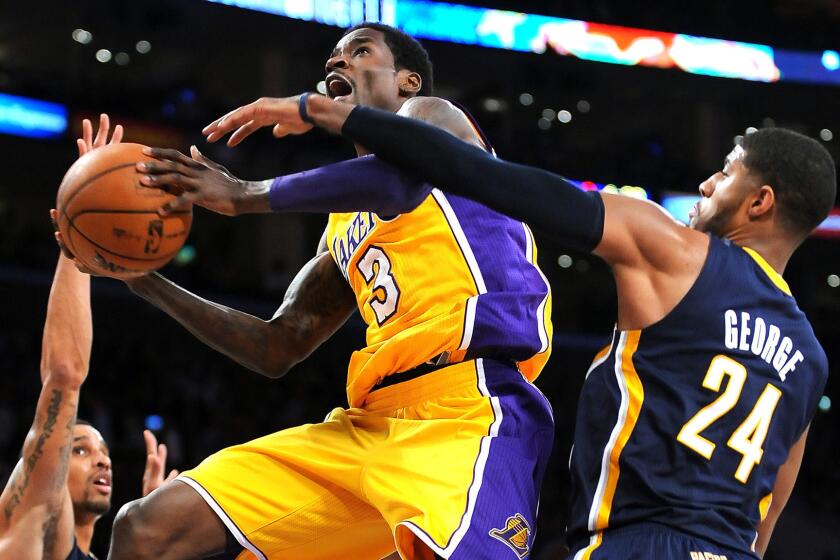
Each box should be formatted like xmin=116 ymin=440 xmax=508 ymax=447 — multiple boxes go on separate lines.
xmin=198 ymin=96 xmax=837 ymax=558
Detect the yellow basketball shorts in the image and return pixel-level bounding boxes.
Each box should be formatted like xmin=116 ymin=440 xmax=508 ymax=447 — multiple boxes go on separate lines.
xmin=177 ymin=359 xmax=554 ymax=560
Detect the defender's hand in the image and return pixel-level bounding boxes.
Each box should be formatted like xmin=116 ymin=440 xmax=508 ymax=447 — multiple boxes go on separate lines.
xmin=53 ymin=113 xmax=125 ymax=274
xmin=77 ymin=113 xmax=124 ymax=157
xmin=142 ymin=429 xmax=179 ymax=497
xmin=137 ymin=146 xmax=254 ymax=216
xmin=202 ymin=95 xmax=314 ymax=147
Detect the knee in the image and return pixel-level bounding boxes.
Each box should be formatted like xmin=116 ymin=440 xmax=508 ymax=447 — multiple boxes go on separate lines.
xmin=110 ymin=498 xmax=167 ymax=559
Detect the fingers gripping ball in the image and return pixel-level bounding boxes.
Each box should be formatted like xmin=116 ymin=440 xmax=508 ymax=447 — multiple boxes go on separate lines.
xmin=56 ymin=143 xmax=193 ymax=279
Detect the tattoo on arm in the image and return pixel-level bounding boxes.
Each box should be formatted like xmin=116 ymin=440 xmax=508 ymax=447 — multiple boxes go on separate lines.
xmin=128 ymin=251 xmax=355 ymax=378
xmin=4 ymin=389 xmax=68 ymax=520
xmin=267 ymin=252 xmax=356 ymax=371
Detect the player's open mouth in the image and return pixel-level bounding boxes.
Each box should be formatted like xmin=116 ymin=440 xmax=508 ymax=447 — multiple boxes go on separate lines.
xmin=326 ymin=73 xmax=353 ymax=101
xmin=92 ymin=473 xmax=112 ymax=494
xmin=689 ymin=202 xmax=699 ymax=219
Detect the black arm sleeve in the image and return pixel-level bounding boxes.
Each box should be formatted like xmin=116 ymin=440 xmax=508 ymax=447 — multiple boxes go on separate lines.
xmin=341 ymin=106 xmax=605 ymax=251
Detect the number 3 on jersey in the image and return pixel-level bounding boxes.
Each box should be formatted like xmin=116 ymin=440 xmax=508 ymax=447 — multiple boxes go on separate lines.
xmin=677 ymin=355 xmax=782 ymax=483
xmin=356 ymin=246 xmax=401 ymax=325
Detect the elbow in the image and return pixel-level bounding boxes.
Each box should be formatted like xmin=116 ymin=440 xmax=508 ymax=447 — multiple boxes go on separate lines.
xmin=41 ymin=360 xmax=87 ymax=389
xmin=255 ymin=349 xmax=306 ymax=380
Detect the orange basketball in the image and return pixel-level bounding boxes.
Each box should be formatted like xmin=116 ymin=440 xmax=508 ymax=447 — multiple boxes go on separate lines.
xmin=55 ymin=143 xmax=192 ymax=279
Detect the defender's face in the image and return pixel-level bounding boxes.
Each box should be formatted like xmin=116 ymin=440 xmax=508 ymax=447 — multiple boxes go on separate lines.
xmin=325 ymin=28 xmax=403 ymax=110
xmin=67 ymin=425 xmax=112 ymax=516
xmin=690 ymin=145 xmax=757 ymax=236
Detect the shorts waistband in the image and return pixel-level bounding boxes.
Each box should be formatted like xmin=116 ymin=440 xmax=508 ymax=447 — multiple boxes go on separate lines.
xmin=363 ymin=359 xmax=486 ymax=412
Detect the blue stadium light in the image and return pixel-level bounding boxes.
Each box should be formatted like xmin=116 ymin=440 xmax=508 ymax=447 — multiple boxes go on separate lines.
xmin=205 ymin=0 xmax=840 ymax=86
xmin=822 ymin=50 xmax=840 ymax=71
xmin=0 ymin=93 xmax=68 ymax=139
xmin=660 ymin=193 xmax=700 ymax=224
xmin=145 ymin=414 xmax=165 ymax=431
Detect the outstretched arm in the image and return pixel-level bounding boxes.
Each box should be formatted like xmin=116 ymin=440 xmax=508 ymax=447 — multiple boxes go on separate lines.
xmin=0 ymin=254 xmax=91 ymax=559
xmin=138 ymin=97 xmax=484 ymax=218
xmin=124 ymin=250 xmax=356 ymax=379
xmin=203 ymin=95 xmax=709 ymax=328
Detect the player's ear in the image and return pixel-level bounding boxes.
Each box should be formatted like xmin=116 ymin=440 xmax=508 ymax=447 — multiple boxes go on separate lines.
xmin=398 ymin=70 xmax=422 ymax=97
xmin=748 ymin=184 xmax=775 ymax=219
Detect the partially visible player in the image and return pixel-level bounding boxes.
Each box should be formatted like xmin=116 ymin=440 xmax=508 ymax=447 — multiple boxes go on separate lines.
xmin=0 ymin=114 xmax=121 ymax=560
xmin=1 ymin=114 xmax=177 ymax=560
xmin=198 ymin=95 xmax=835 ymax=559
xmin=0 ymin=250 xmax=92 ymax=560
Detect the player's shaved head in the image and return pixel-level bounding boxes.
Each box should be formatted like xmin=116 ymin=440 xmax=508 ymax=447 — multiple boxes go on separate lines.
xmin=741 ymin=128 xmax=836 ymax=238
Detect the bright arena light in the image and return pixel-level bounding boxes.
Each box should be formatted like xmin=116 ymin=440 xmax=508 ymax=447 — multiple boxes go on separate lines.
xmin=95 ymin=49 xmax=112 ymax=63
xmin=136 ymin=40 xmax=152 ymax=54
xmin=557 ymin=109 xmax=572 ymax=123
xmin=576 ymin=99 xmax=590 ymax=113
xmin=519 ymin=93 xmax=533 ymax=106
xmin=542 ymin=108 xmax=556 ymax=120
xmin=818 ymin=395 xmax=832 ymax=413
xmin=745 ymin=126 xmax=758 ymax=134
xmin=558 ymin=255 xmax=573 ymax=268
xmin=72 ymin=29 xmax=93 ymax=44
xmin=537 ymin=117 xmax=552 ymax=130
xmin=820 ymin=128 xmax=833 ymax=142
xmin=316 ymin=80 xmax=327 ymax=94
xmin=822 ymin=50 xmax=840 ymax=71
xmin=827 ymin=274 xmax=840 ymax=288
xmin=115 ymin=52 xmax=130 ymax=66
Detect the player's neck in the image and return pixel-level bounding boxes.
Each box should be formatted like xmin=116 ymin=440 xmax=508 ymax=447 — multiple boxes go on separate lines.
xmin=73 ymin=517 xmax=97 ymax=554
xmin=731 ymin=233 xmax=794 ymax=276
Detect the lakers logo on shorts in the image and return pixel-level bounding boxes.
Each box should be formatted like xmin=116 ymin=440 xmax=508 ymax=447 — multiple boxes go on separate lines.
xmin=489 ymin=513 xmax=531 ymax=558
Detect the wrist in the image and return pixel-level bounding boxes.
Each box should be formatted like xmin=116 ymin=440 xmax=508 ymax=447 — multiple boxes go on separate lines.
xmin=124 ymin=272 xmax=159 ymax=294
xmin=234 ymin=180 xmax=273 ymax=215
xmin=306 ymin=94 xmax=354 ymax=135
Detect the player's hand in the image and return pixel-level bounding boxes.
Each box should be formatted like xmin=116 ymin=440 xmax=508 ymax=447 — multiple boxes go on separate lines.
xmin=137 ymin=146 xmax=257 ymax=216
xmin=202 ymin=95 xmax=314 ymax=147
xmin=142 ymin=429 xmax=179 ymax=497
xmin=77 ymin=113 xmax=124 ymax=157
xmin=53 ymin=113 xmax=125 ymax=274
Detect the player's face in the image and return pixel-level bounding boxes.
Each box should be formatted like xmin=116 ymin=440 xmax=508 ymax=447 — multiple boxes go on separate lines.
xmin=67 ymin=425 xmax=112 ymax=517
xmin=690 ymin=145 xmax=759 ymax=236
xmin=325 ymin=29 xmax=407 ymax=111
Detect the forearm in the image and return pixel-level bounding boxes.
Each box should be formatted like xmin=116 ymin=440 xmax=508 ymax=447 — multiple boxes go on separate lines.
xmin=125 ymin=273 xmax=285 ymax=377
xmin=1 ymin=379 xmax=79 ymax=521
xmin=268 ymin=155 xmax=430 ymax=215
xmin=308 ymin=97 xmax=604 ymax=251
xmin=40 ymin=255 xmax=91 ymax=384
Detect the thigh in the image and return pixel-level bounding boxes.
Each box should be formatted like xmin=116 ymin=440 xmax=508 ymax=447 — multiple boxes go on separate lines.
xmin=109 ymin=479 xmax=229 ymax=559
xmin=178 ymin=414 xmax=396 ymax=559
xmin=369 ymin=359 xmax=555 ymax=560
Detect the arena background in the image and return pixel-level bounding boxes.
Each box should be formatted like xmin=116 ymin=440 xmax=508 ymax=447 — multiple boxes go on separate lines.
xmin=1 ymin=1 xmax=838 ymax=557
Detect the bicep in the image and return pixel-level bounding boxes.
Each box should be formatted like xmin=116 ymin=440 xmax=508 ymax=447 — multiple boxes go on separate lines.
xmin=596 ymin=193 xmax=693 ymax=267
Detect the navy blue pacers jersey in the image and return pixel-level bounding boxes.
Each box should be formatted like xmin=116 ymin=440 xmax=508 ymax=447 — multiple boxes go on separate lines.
xmin=568 ymin=235 xmax=828 ymax=558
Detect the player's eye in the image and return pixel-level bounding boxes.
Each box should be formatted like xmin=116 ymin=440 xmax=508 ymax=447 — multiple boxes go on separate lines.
xmin=353 ymin=47 xmax=369 ymax=56
xmin=73 ymin=447 xmax=88 ymax=456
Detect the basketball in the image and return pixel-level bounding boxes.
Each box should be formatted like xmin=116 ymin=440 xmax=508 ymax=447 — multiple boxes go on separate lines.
xmin=55 ymin=143 xmax=192 ymax=279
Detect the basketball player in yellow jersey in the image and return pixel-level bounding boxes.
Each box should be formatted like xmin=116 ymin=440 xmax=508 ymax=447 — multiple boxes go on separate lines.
xmin=106 ymin=24 xmax=554 ymax=560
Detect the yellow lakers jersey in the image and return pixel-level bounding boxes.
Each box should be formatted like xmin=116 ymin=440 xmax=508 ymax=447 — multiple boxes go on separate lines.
xmin=326 ymin=188 xmax=552 ymax=407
